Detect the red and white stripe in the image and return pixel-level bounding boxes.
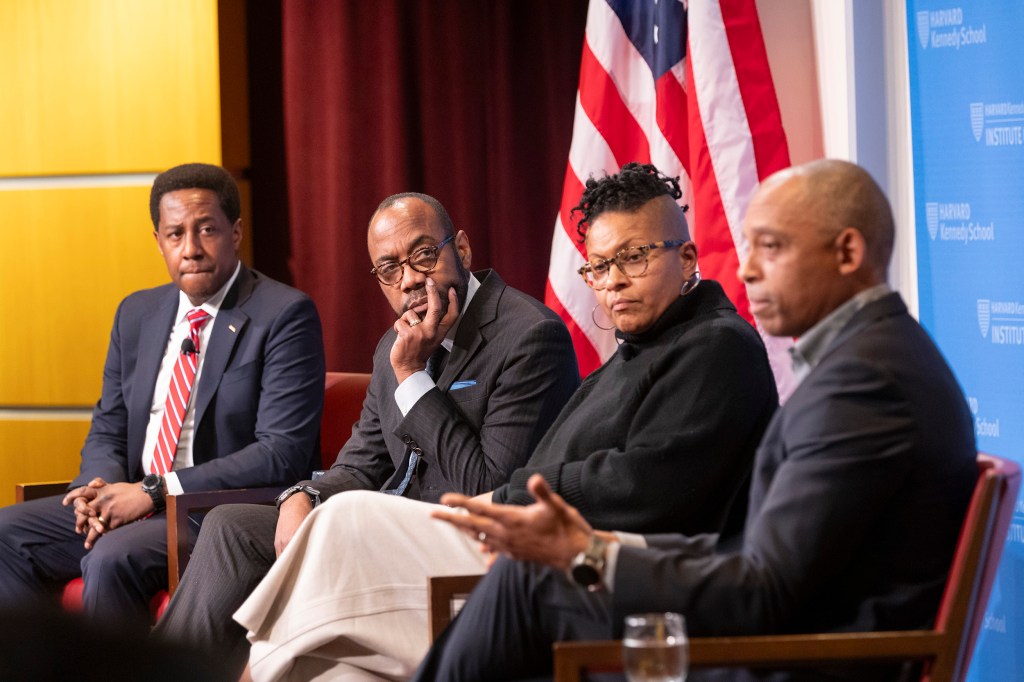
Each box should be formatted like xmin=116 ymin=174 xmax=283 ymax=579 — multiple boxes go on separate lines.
xmin=151 ymin=309 xmax=209 ymax=476
xmin=544 ymin=0 xmax=796 ymax=399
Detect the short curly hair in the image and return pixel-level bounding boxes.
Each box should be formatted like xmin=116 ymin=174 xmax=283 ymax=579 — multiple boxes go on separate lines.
xmin=571 ymin=162 xmax=685 ymax=241
xmin=149 ymin=163 xmax=241 ymax=228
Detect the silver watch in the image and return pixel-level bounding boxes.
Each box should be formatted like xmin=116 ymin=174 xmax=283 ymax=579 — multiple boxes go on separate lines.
xmin=274 ymin=484 xmax=321 ymax=509
xmin=569 ymin=534 xmax=608 ymax=591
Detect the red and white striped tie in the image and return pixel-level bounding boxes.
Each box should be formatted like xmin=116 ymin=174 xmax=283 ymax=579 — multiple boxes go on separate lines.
xmin=150 ymin=308 xmax=211 ymax=475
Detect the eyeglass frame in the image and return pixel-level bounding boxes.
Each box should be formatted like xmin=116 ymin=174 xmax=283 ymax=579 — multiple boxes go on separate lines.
xmin=370 ymin=233 xmax=456 ymax=286
xmin=577 ymin=239 xmax=687 ymax=289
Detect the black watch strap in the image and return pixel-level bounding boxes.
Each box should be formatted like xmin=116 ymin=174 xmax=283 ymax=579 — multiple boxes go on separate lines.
xmin=141 ymin=474 xmax=166 ymax=512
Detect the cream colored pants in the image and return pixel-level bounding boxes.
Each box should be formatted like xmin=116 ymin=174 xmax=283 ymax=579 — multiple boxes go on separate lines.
xmin=234 ymin=491 xmax=488 ymax=682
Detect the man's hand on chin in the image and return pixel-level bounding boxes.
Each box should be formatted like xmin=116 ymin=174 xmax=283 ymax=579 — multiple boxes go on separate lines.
xmin=390 ymin=278 xmax=459 ymax=384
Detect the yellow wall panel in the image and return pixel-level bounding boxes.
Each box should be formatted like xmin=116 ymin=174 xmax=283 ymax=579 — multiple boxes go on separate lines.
xmin=0 ymin=419 xmax=91 ymax=507
xmin=0 ymin=187 xmax=169 ymax=405
xmin=0 ymin=0 xmax=222 ymax=176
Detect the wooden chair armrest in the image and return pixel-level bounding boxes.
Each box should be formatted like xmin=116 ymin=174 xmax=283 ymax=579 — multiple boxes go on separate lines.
xmin=553 ymin=640 xmax=624 ymax=681
xmin=554 ymin=631 xmax=946 ymax=681
xmin=428 ymin=574 xmax=484 ymax=642
xmin=16 ymin=481 xmax=72 ymax=503
xmin=166 ymin=487 xmax=283 ymax=596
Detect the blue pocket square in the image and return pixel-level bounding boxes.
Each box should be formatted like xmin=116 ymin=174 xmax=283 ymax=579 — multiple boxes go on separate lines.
xmin=450 ymin=380 xmax=477 ymax=390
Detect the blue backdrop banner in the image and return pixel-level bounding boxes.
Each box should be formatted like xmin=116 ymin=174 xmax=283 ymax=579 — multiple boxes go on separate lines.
xmin=906 ymin=1 xmax=1024 ymax=678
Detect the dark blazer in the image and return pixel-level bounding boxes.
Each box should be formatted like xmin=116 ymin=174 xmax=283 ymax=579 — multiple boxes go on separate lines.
xmin=308 ymin=269 xmax=580 ymax=503
xmin=614 ymin=293 xmax=978 ymax=640
xmin=73 ymin=266 xmax=326 ymax=492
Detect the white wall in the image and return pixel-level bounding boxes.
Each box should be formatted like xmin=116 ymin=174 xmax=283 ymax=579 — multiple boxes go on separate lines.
xmin=758 ymin=0 xmax=917 ymax=314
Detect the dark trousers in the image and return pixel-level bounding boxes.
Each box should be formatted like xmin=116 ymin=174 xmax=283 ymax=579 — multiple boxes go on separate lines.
xmin=0 ymin=493 xmax=195 ymax=629
xmin=413 ymin=556 xmax=617 ymax=682
xmin=153 ymin=503 xmax=280 ymax=678
xmin=413 ymin=559 xmax=905 ymax=682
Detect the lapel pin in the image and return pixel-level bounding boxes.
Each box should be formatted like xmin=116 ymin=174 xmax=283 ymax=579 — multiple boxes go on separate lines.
xmin=228 ymin=324 xmax=237 ymax=333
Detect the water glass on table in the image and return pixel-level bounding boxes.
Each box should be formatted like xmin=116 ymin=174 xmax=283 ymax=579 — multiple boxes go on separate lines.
xmin=623 ymin=612 xmax=689 ymax=682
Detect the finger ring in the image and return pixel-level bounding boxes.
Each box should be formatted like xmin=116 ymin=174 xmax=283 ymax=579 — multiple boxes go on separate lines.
xmin=408 ymin=317 xmax=421 ymax=327
xmin=477 ymin=531 xmax=487 ymax=542
xmin=97 ymin=516 xmax=108 ymax=527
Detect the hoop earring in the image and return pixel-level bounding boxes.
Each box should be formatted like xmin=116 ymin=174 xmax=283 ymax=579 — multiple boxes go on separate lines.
xmin=592 ymin=303 xmax=614 ymax=331
xmin=680 ymin=271 xmax=701 ymax=296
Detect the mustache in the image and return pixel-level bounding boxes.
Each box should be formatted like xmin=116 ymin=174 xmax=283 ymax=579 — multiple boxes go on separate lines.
xmin=401 ymin=288 xmax=455 ymax=317
xmin=401 ymin=290 xmax=429 ymax=314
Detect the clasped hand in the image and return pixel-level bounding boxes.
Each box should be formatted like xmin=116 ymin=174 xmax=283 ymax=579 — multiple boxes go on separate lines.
xmin=62 ymin=477 xmax=156 ymax=549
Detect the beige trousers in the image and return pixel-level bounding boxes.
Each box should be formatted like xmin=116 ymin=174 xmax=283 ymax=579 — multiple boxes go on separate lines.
xmin=233 ymin=491 xmax=488 ymax=682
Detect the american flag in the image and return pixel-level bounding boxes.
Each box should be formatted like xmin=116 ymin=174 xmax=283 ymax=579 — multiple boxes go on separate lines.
xmin=544 ymin=0 xmax=796 ymax=399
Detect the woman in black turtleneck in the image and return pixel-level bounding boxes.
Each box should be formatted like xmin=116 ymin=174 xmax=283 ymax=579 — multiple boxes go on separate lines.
xmin=492 ymin=163 xmax=778 ymax=538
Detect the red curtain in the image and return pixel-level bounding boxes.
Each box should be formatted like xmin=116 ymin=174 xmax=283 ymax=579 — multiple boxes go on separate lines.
xmin=280 ymin=0 xmax=588 ymax=371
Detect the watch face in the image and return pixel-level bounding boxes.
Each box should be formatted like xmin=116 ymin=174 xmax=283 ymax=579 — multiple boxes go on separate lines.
xmin=571 ymin=562 xmax=600 ymax=587
xmin=142 ymin=474 xmax=160 ymax=491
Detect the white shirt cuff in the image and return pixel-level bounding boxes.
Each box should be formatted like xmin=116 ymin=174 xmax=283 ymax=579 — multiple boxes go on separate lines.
xmin=394 ymin=370 xmax=436 ymax=416
xmin=603 ymin=532 xmax=647 ymax=592
xmin=164 ymin=472 xmax=184 ymax=496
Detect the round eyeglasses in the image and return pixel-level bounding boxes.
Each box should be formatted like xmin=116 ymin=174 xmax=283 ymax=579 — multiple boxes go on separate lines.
xmin=371 ymin=234 xmax=455 ymax=286
xmin=577 ymin=240 xmax=686 ymax=289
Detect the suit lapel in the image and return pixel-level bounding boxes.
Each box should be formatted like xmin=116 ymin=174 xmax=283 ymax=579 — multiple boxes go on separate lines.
xmin=129 ymin=289 xmax=178 ymax=477
xmin=192 ymin=267 xmax=254 ymax=428
xmin=437 ymin=270 xmax=503 ymax=388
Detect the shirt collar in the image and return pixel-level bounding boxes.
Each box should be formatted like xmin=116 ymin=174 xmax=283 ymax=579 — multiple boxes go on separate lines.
xmin=175 ymin=261 xmax=242 ymax=323
xmin=441 ymin=273 xmax=480 ymax=351
xmin=789 ymin=283 xmax=891 ymax=385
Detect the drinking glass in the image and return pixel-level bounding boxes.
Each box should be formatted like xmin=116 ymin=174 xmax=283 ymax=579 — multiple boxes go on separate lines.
xmin=622 ymin=612 xmax=689 ymax=682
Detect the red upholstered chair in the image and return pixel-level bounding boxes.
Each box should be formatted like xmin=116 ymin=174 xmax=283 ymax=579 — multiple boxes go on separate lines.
xmin=552 ymin=453 xmax=1021 ymax=682
xmin=14 ymin=371 xmax=372 ymax=621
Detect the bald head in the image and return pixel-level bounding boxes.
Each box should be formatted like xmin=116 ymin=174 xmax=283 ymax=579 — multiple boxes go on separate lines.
xmin=739 ymin=159 xmax=895 ymax=337
xmin=763 ymin=159 xmax=894 ymax=279
xmin=370 ymin=192 xmax=454 ymax=237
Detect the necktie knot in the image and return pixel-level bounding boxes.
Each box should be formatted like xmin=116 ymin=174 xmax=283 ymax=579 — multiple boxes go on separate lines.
xmin=187 ymin=308 xmax=211 ymax=331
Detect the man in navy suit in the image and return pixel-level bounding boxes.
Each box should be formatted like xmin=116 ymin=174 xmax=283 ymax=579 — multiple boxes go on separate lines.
xmin=415 ymin=159 xmax=978 ymax=682
xmin=0 ymin=163 xmax=326 ymax=629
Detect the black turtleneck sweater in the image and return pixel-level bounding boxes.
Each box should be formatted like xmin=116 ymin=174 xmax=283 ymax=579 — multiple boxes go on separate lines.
xmin=491 ymin=280 xmax=778 ymax=536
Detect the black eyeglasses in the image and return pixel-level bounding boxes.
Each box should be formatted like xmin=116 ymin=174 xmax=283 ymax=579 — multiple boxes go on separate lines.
xmin=577 ymin=240 xmax=686 ymax=289
xmin=371 ymin=234 xmax=455 ymax=286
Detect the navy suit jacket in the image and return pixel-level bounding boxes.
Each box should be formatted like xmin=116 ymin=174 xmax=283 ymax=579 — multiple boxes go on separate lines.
xmin=73 ymin=266 xmax=326 ymax=492
xmin=307 ymin=269 xmax=580 ymax=503
xmin=614 ymin=293 xmax=977 ymax=639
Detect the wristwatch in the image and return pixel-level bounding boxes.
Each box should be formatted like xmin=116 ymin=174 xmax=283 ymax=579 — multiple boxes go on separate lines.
xmin=141 ymin=473 xmax=166 ymax=512
xmin=570 ymin=534 xmax=608 ymax=591
xmin=275 ymin=484 xmax=321 ymax=509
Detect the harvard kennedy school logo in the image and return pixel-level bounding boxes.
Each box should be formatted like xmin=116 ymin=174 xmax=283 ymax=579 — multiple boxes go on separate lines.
xmin=917 ymin=11 xmax=930 ymax=49
xmin=977 ymin=299 xmax=990 ymax=338
xmin=926 ymin=202 xmax=939 ymax=240
xmin=970 ymin=103 xmax=984 ymax=141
